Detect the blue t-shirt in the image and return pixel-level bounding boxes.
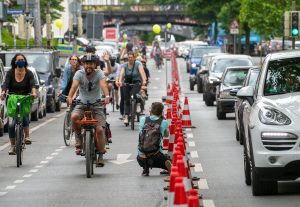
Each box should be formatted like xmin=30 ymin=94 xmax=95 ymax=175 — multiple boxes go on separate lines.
xmin=138 ymin=115 xmax=169 ymax=155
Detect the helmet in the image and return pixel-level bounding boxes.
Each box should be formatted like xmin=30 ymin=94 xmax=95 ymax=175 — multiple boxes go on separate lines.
xmin=110 ymin=56 xmax=116 ymax=67
xmin=81 ymin=53 xmax=98 ymax=63
xmin=85 ymin=46 xmax=96 ymax=53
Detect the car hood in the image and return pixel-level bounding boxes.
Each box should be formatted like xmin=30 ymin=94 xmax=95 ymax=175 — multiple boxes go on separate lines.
xmin=210 ymin=72 xmax=223 ymax=79
xmin=261 ymin=92 xmax=300 ymax=117
xmin=38 ymin=72 xmax=51 ymax=85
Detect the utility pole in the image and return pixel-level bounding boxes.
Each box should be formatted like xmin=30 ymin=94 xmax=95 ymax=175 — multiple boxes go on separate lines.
xmin=34 ymin=0 xmax=42 ymax=47
xmin=46 ymin=2 xmax=52 ymax=49
xmin=25 ymin=0 xmax=30 ymax=48
xmin=292 ymin=0 xmax=296 ymax=49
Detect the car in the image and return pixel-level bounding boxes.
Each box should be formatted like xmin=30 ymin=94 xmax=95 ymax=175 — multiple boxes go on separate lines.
xmin=0 ymin=49 xmax=62 ymax=113
xmin=0 ymin=59 xmax=8 ymax=136
xmin=238 ymin=50 xmax=300 ymax=195
xmin=202 ymin=54 xmax=253 ymax=106
xmin=215 ymin=66 xmax=251 ymax=120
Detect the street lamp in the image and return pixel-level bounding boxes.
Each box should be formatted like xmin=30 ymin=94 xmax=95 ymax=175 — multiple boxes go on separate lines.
xmin=165 ymin=22 xmax=172 ymax=91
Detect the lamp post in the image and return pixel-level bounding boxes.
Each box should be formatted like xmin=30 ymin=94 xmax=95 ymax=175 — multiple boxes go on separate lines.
xmin=165 ymin=22 xmax=172 ymax=91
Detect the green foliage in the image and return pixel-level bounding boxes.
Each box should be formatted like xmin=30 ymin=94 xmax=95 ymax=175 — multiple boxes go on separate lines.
xmin=217 ymin=1 xmax=241 ymax=34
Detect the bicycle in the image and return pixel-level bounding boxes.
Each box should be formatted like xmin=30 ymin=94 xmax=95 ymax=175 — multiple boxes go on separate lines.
xmin=123 ymin=82 xmax=142 ymax=130
xmin=106 ymin=78 xmax=116 ymax=112
xmin=75 ymin=99 xmax=105 ymax=178
xmin=6 ymin=94 xmax=33 ymax=167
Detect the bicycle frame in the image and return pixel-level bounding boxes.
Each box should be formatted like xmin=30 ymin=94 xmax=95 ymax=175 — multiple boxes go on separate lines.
xmin=124 ymin=82 xmax=141 ymax=130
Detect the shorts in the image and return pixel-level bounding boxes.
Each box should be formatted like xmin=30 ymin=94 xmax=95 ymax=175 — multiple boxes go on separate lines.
xmin=72 ymin=104 xmax=106 ymax=127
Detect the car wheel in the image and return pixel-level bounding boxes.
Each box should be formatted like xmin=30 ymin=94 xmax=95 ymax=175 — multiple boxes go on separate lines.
xmin=43 ymin=106 xmax=47 ymax=117
xmin=4 ymin=119 xmax=9 ymax=133
xmin=197 ymin=80 xmax=203 ymax=93
xmin=55 ymin=99 xmax=61 ymax=112
xmin=47 ymin=97 xmax=56 ymax=113
xmin=189 ymin=80 xmax=194 ymax=91
xmin=239 ymin=124 xmax=244 ymax=145
xmin=205 ymin=94 xmax=214 ymax=106
xmin=31 ymin=109 xmax=39 ymax=121
xmin=38 ymin=104 xmax=43 ymax=119
xmin=216 ymin=103 xmax=226 ymax=119
xmin=244 ymin=146 xmax=251 ymax=186
xmin=0 ymin=125 xmax=3 ymax=137
xmin=235 ymin=123 xmax=240 ymax=141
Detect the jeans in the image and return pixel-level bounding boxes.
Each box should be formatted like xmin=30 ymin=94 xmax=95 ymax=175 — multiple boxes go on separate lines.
xmin=123 ymin=84 xmax=141 ymax=115
xmin=8 ymin=116 xmax=29 ymax=139
xmin=136 ymin=152 xmax=171 ymax=170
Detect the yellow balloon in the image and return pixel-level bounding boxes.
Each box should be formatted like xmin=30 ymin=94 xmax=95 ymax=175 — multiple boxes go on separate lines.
xmin=167 ymin=23 xmax=172 ymax=29
xmin=153 ymin=24 xmax=161 ymax=34
xmin=123 ymin=33 xmax=127 ymax=40
xmin=55 ymin=19 xmax=63 ymax=29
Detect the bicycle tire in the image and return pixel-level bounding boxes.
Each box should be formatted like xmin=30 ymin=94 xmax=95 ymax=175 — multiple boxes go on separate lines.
xmin=111 ymin=88 xmax=115 ymax=112
xmin=85 ymin=130 xmax=93 ymax=178
xmin=16 ymin=125 xmax=23 ymax=167
xmin=131 ymin=100 xmax=135 ymax=130
xmin=63 ymin=112 xmax=72 ymax=146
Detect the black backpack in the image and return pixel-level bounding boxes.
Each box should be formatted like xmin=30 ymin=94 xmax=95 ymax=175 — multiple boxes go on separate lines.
xmin=138 ymin=117 xmax=162 ymax=154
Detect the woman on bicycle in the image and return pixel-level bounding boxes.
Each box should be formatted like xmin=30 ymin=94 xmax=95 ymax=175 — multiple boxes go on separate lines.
xmin=59 ymin=55 xmax=82 ymax=97
xmin=1 ymin=53 xmax=37 ymax=155
xmin=116 ymin=51 xmax=147 ymax=125
xmin=107 ymin=56 xmax=121 ymax=109
xmin=152 ymin=41 xmax=163 ymax=70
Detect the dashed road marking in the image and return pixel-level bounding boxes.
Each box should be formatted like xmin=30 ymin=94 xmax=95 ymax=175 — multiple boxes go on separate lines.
xmin=185 ymin=128 xmax=191 ymax=132
xmin=0 ymin=192 xmax=7 ymax=196
xmin=46 ymin=156 xmax=53 ymax=160
xmin=198 ymin=179 xmax=209 ymax=189
xmin=29 ymin=169 xmax=39 ymax=173
xmin=203 ymin=200 xmax=215 ymax=207
xmin=194 ymin=163 xmax=203 ymax=172
xmin=55 ymin=149 xmax=63 ymax=152
xmin=23 ymin=174 xmax=32 ymax=178
xmin=51 ymin=152 xmax=59 ymax=156
xmin=14 ymin=180 xmax=24 ymax=184
xmin=5 ymin=185 xmax=16 ymax=190
xmin=35 ymin=165 xmax=43 ymax=168
xmin=40 ymin=161 xmax=49 ymax=164
xmin=188 ymin=141 xmax=195 ymax=147
xmin=186 ymin=133 xmax=194 ymax=139
xmin=190 ymin=151 xmax=198 ymax=158
xmin=59 ymin=146 xmax=66 ymax=149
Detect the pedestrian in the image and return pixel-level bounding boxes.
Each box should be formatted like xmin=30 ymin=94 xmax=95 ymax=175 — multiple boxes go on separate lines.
xmin=137 ymin=102 xmax=172 ymax=176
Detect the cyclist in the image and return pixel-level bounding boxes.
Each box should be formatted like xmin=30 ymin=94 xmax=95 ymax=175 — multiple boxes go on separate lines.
xmin=116 ymin=51 xmax=147 ymax=125
xmin=152 ymin=41 xmax=163 ymax=69
xmin=67 ymin=53 xmax=110 ymax=166
xmin=1 ymin=53 xmax=37 ymax=154
xmin=58 ymin=55 xmax=83 ymax=98
xmin=107 ymin=56 xmax=121 ymax=110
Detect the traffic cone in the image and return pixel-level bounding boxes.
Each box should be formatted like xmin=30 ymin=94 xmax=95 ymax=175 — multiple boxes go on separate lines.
xmin=167 ymin=124 xmax=175 ymax=157
xmin=166 ymin=84 xmax=173 ymax=107
xmin=182 ymin=97 xmax=194 ymax=128
xmin=177 ymin=157 xmax=187 ymax=177
xmin=169 ymin=170 xmax=179 ymax=192
xmin=174 ymin=182 xmax=187 ymax=205
xmin=188 ymin=195 xmax=200 ymax=207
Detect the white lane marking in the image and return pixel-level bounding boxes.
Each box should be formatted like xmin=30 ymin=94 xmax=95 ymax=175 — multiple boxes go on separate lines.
xmin=55 ymin=149 xmax=63 ymax=152
xmin=203 ymin=200 xmax=215 ymax=207
xmin=46 ymin=156 xmax=53 ymax=160
xmin=188 ymin=141 xmax=195 ymax=147
xmin=198 ymin=179 xmax=209 ymax=189
xmin=29 ymin=169 xmax=39 ymax=173
xmin=23 ymin=174 xmax=32 ymax=178
xmin=194 ymin=163 xmax=203 ymax=172
xmin=0 ymin=192 xmax=7 ymax=196
xmin=5 ymin=185 xmax=16 ymax=190
xmin=158 ymin=70 xmax=162 ymax=73
xmin=40 ymin=161 xmax=49 ymax=164
xmin=14 ymin=180 xmax=24 ymax=184
xmin=186 ymin=133 xmax=194 ymax=139
xmin=152 ymin=86 xmax=158 ymax=89
xmin=155 ymin=77 xmax=160 ymax=80
xmin=54 ymin=113 xmax=65 ymax=118
xmin=110 ymin=154 xmax=134 ymax=165
xmin=35 ymin=165 xmax=43 ymax=168
xmin=190 ymin=151 xmax=198 ymax=158
xmin=59 ymin=146 xmax=66 ymax=149
xmin=185 ymin=128 xmax=191 ymax=132
xmin=0 ymin=142 xmax=10 ymax=151
xmin=51 ymin=152 xmax=59 ymax=156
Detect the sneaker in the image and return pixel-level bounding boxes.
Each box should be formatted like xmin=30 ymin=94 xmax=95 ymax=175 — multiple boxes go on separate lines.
xmin=8 ymin=145 xmax=16 ymax=155
xmin=75 ymin=147 xmax=81 ymax=155
xmin=136 ymin=103 xmax=141 ymax=113
xmin=116 ymin=104 xmax=120 ymax=110
xmin=124 ymin=115 xmax=129 ymax=124
xmin=142 ymin=168 xmax=149 ymax=176
xmin=75 ymin=138 xmax=81 ymax=148
xmin=165 ymin=160 xmax=172 ymax=174
xmin=24 ymin=137 xmax=32 ymax=145
xmin=96 ymin=153 xmax=105 ymax=167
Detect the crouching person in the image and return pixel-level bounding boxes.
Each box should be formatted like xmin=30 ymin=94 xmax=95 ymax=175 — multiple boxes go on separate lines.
xmin=137 ymin=102 xmax=172 ymax=176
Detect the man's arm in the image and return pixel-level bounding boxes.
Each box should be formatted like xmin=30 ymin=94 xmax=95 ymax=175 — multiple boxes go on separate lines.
xmin=67 ymin=80 xmax=79 ymax=104
xmin=103 ymin=52 xmax=112 ymax=76
xmin=99 ymin=79 xmax=110 ymax=104
xmin=116 ymin=67 xmax=125 ymax=87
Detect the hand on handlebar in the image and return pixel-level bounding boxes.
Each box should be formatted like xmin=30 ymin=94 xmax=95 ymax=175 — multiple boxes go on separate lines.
xmin=104 ymin=97 xmax=110 ymax=104
xmin=67 ymin=96 xmax=73 ymax=106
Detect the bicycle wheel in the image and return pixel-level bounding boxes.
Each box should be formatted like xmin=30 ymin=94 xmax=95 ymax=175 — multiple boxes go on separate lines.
xmin=16 ymin=125 xmax=23 ymax=167
xmin=85 ymin=130 xmax=93 ymax=178
xmin=63 ymin=112 xmax=72 ymax=146
xmin=131 ymin=100 xmax=136 ymax=130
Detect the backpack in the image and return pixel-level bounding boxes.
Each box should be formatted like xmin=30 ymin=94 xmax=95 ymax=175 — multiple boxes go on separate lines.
xmin=138 ymin=117 xmax=162 ymax=154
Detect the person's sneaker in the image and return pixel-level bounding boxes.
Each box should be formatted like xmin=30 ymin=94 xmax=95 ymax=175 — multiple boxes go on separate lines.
xmin=142 ymin=168 xmax=149 ymax=176
xmin=124 ymin=115 xmax=129 ymax=124
xmin=165 ymin=160 xmax=172 ymax=175
xmin=75 ymin=134 xmax=82 ymax=148
xmin=96 ymin=153 xmax=105 ymax=167
xmin=75 ymin=147 xmax=81 ymax=155
xmin=136 ymin=103 xmax=141 ymax=113
xmin=8 ymin=145 xmax=16 ymax=155
xmin=24 ymin=137 xmax=32 ymax=145
xmin=116 ymin=104 xmax=120 ymax=110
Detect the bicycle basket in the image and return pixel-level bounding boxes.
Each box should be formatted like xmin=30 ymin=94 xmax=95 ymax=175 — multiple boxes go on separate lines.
xmin=7 ymin=95 xmax=33 ymax=118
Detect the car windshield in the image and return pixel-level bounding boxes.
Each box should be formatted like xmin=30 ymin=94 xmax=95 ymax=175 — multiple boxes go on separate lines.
xmin=264 ymin=57 xmax=300 ymax=96
xmin=212 ymin=59 xmax=252 ymax=73
xmin=192 ymin=48 xmax=221 ymax=58
xmin=223 ymin=69 xmax=249 ymax=86
xmin=5 ymin=53 xmax=51 ymax=74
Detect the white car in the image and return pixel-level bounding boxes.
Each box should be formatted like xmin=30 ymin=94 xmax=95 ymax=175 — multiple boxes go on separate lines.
xmin=238 ymin=50 xmax=300 ymax=196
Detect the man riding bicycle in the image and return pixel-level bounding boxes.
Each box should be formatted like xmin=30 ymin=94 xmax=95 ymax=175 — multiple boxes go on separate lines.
xmin=67 ymin=53 xmax=110 ymax=166
xmin=107 ymin=56 xmax=121 ymax=110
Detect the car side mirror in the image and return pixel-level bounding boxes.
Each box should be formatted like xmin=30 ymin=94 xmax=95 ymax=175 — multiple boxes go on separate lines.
xmin=35 ymin=84 xmax=40 ymax=89
xmin=40 ymin=79 xmax=46 ymax=86
xmin=55 ymin=67 xmax=62 ymax=77
xmin=237 ymin=86 xmax=254 ymax=105
xmin=229 ymin=88 xmax=240 ymax=96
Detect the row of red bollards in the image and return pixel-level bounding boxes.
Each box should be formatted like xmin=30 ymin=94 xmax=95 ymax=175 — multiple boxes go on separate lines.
xmin=162 ymin=52 xmax=201 ymax=207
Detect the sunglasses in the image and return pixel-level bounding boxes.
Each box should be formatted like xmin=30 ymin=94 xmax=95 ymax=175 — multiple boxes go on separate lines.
xmin=88 ymin=82 xmax=93 ymax=92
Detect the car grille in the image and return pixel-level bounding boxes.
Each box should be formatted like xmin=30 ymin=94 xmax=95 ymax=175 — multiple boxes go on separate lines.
xmin=261 ymin=133 xmax=298 ymax=151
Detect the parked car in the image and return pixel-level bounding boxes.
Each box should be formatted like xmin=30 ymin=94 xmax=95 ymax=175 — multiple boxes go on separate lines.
xmin=0 ymin=49 xmax=62 ymax=113
xmin=215 ymin=66 xmax=251 ymax=120
xmin=0 ymin=59 xmax=8 ymax=136
xmin=202 ymin=55 xmax=253 ymax=106
xmin=238 ymin=50 xmax=300 ymax=195
xmin=188 ymin=46 xmax=223 ymax=90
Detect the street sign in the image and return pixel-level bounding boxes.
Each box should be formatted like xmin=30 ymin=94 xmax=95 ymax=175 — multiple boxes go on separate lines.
xmin=230 ymin=28 xmax=239 ymax=34
xmin=64 ymin=31 xmax=75 ymax=42
xmin=105 ymin=28 xmax=116 ymax=40
xmin=7 ymin=9 xmax=23 ymax=15
xmin=230 ymin=19 xmax=239 ymax=29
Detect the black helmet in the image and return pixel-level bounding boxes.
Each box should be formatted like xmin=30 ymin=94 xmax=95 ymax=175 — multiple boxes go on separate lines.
xmin=85 ymin=46 xmax=96 ymax=53
xmin=110 ymin=56 xmax=116 ymax=67
xmin=81 ymin=53 xmax=98 ymax=63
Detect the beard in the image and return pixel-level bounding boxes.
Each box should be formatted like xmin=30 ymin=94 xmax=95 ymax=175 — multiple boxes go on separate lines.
xmin=85 ymin=67 xmax=94 ymax=75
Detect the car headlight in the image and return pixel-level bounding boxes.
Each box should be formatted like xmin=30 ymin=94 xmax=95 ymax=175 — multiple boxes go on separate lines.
xmin=192 ymin=63 xmax=196 ymax=68
xmin=219 ymin=90 xmax=231 ymax=99
xmin=259 ymin=107 xmax=291 ymax=125
xmin=209 ymin=77 xmax=219 ymax=84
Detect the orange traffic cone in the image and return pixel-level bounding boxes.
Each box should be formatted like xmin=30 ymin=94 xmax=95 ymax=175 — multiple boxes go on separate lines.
xmin=174 ymin=182 xmax=187 ymax=205
xmin=181 ymin=97 xmax=194 ymax=128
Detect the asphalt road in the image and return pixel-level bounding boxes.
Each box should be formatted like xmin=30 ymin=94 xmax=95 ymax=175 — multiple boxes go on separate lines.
xmin=0 ymin=56 xmax=300 ymax=207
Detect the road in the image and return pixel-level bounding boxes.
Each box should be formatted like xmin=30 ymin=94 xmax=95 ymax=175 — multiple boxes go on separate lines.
xmin=0 ymin=57 xmax=299 ymax=207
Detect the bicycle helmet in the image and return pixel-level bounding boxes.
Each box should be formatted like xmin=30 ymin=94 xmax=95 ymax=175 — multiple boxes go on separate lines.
xmin=81 ymin=53 xmax=98 ymax=63
xmin=110 ymin=56 xmax=116 ymax=67
xmin=85 ymin=45 xmax=96 ymax=53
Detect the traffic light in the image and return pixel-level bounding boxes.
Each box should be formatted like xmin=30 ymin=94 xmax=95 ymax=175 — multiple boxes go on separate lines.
xmin=73 ymin=24 xmax=78 ymax=37
xmin=291 ymin=11 xmax=300 ymax=36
